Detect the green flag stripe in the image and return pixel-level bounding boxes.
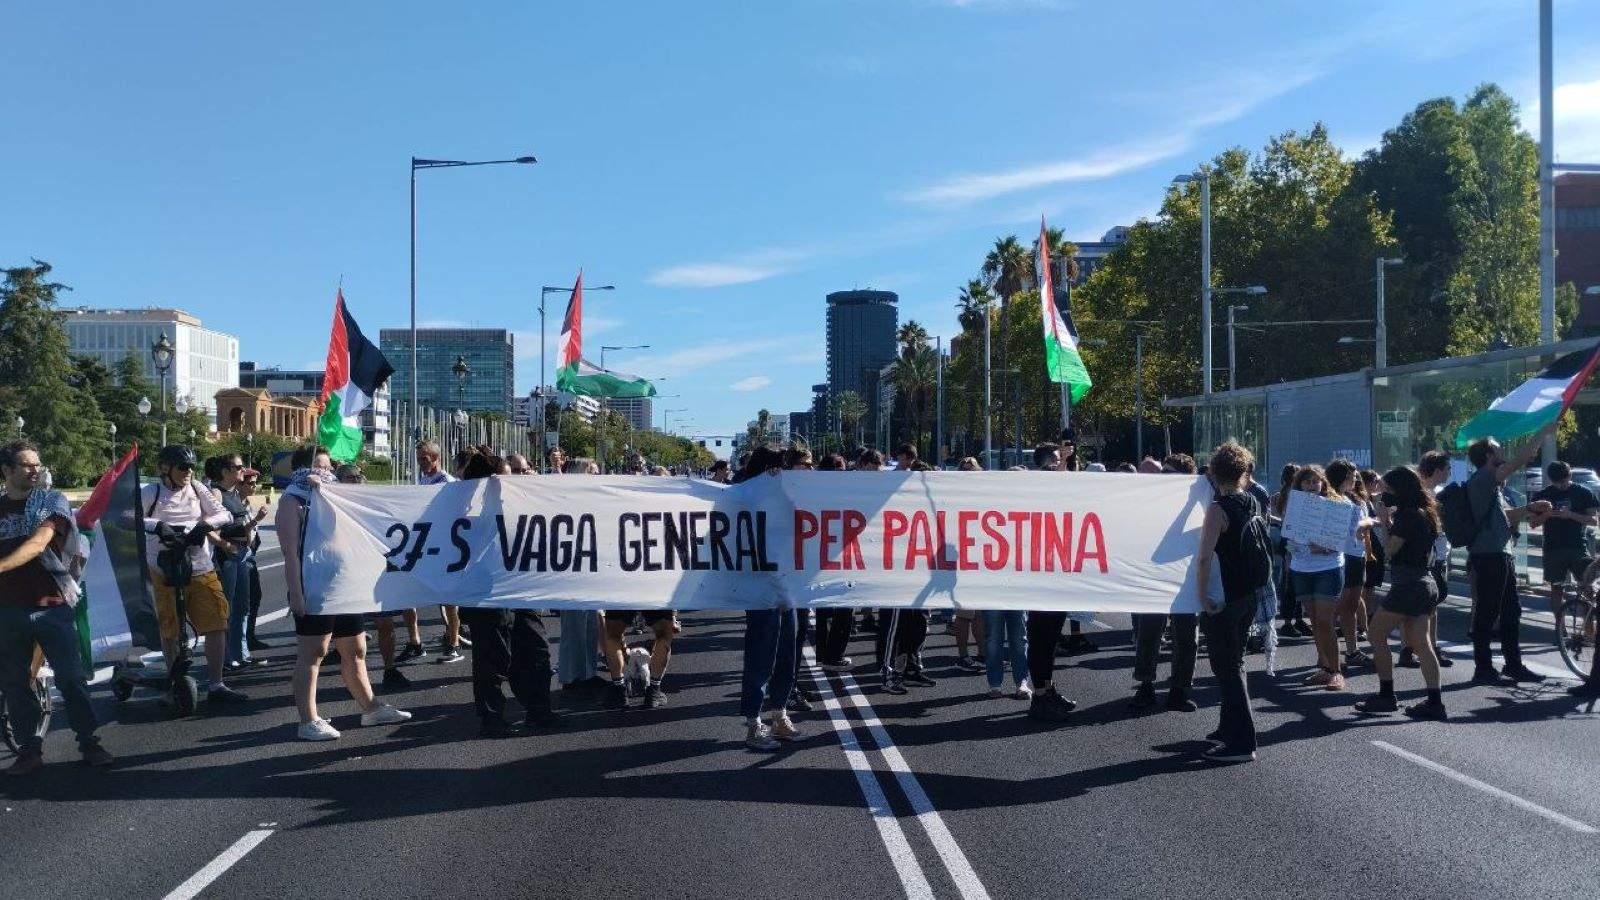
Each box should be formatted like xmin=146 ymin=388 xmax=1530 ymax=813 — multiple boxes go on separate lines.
xmin=1453 ymin=404 xmax=1561 ymax=451
xmin=316 ymin=392 xmax=365 ymax=461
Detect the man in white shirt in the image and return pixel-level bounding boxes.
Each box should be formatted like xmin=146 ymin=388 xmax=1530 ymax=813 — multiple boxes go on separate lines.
xmin=141 ymin=446 xmax=246 ymax=704
xmin=409 ymin=440 xmax=465 ymax=663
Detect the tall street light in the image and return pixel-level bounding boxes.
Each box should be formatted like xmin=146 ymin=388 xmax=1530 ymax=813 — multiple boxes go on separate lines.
xmin=151 ymin=333 xmax=173 ymax=447
xmin=1375 ymin=257 xmax=1403 ymax=369
xmin=410 ymin=154 xmax=537 ymax=454
xmin=453 ymin=354 xmax=470 ymax=456
xmin=1173 ymin=169 xmax=1212 ymax=395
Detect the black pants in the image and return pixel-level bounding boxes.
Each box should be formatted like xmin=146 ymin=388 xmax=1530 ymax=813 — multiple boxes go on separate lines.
xmin=814 ymin=609 xmax=854 ymax=665
xmin=245 ymin=557 xmax=263 ymax=644
xmin=459 ymin=608 xmax=553 ymax=722
xmin=1468 ymin=553 xmax=1523 ymax=671
xmin=1201 ymin=594 xmax=1258 ymax=753
xmin=1026 ymin=612 xmax=1068 ymax=688
xmin=792 ymin=609 xmax=812 ymax=686
xmin=1132 ymin=613 xmax=1197 ymax=690
xmin=876 ymin=609 xmax=928 ymax=676
xmin=1277 ymin=553 xmax=1302 ymax=622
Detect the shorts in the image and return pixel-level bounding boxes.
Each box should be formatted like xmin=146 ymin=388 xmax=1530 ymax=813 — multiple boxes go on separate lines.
xmin=1381 ymin=568 xmax=1440 ymax=617
xmin=294 ymin=613 xmax=365 ymax=639
xmin=1543 ymin=549 xmax=1593 ymax=584
xmin=603 ymin=610 xmax=680 ymax=634
xmin=152 ymin=569 xmax=230 ymax=641
xmin=1364 ymin=556 xmax=1386 ymax=589
xmin=1290 ymin=568 xmax=1342 ymax=602
xmin=1342 ymin=555 xmax=1365 ymax=588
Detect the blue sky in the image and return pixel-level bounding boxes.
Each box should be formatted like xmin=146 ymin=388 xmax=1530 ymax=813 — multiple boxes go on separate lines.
xmin=6 ymin=1 xmax=1600 ymax=443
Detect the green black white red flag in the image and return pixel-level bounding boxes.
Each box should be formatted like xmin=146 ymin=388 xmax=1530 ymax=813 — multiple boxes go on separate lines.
xmin=317 ymin=289 xmax=394 ymax=462
xmin=75 ymin=444 xmax=161 ymax=664
xmin=1454 ymin=340 xmax=1600 ymax=449
xmin=554 ymin=271 xmax=657 ymax=399
xmin=1039 ymin=218 xmax=1091 ymax=402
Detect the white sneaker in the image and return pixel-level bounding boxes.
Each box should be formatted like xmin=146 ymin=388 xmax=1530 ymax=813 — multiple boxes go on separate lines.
xmin=360 ymin=704 xmax=413 ymax=727
xmin=745 ymin=722 xmax=780 ymax=752
xmin=437 ymin=647 xmax=466 ymax=664
xmin=296 ymin=718 xmax=340 ymax=742
xmin=1015 ymin=680 xmax=1034 ymax=701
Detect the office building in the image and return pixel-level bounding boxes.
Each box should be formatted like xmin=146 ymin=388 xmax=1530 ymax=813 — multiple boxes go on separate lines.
xmin=513 ymin=387 xmax=600 ymax=427
xmin=60 ymin=307 xmax=239 ymax=426
xmin=236 ymin=362 xmax=391 ymax=457
xmin=1558 ymin=173 xmax=1600 ymax=332
xmin=826 ymin=289 xmax=898 ymax=444
xmin=606 ymin=396 xmax=655 ymax=432
xmin=1066 ymin=225 xmax=1131 ymax=287
xmin=378 ymin=328 xmax=514 ymax=415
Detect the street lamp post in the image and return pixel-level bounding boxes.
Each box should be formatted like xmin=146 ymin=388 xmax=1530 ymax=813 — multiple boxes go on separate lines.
xmin=983 ymin=301 xmax=993 ymax=468
xmin=934 ymin=335 xmax=944 ymax=467
xmin=151 ymin=333 xmax=173 ymax=447
xmin=410 ymin=155 xmax=537 ymax=453
xmin=452 ymin=354 xmax=470 ymax=458
xmin=108 ymin=422 xmax=117 ymax=462
xmin=1227 ymin=304 xmax=1248 ymax=393
xmin=1134 ymin=333 xmax=1145 ymax=462
xmin=1375 ymin=257 xmax=1403 ymax=369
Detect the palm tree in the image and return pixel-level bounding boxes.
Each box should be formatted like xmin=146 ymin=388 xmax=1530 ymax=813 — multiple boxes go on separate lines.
xmin=890 ymin=344 xmax=936 ymax=459
xmin=956 ymin=279 xmax=993 ymax=333
xmin=981 ymin=236 xmax=1033 ymax=301
xmin=833 ymin=390 xmax=867 ymax=451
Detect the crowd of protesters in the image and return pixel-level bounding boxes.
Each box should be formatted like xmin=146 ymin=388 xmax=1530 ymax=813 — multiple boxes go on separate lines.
xmin=2 ymin=411 xmax=1598 ymax=774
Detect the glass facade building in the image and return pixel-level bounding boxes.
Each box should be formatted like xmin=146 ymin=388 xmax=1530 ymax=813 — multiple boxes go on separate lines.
xmin=60 ymin=308 xmax=239 ymax=426
xmin=378 ymin=328 xmax=514 ymax=416
xmin=825 ymin=290 xmax=897 ymax=443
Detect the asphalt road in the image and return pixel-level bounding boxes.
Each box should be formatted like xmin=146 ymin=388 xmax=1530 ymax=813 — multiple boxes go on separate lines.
xmin=4 ymin=545 xmax=1599 ymax=900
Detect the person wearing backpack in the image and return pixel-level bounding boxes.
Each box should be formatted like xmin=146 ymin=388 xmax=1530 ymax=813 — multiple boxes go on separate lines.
xmin=1195 ymin=442 xmax=1273 ymax=763
xmin=1458 ymin=428 xmax=1555 ymax=684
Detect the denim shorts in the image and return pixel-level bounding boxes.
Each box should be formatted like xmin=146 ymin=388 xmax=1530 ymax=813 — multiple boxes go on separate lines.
xmin=1289 ymin=568 xmax=1342 ymax=601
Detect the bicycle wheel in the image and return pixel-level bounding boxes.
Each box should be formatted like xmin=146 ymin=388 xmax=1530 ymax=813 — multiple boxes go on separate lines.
xmin=1555 ymin=588 xmax=1597 ymax=679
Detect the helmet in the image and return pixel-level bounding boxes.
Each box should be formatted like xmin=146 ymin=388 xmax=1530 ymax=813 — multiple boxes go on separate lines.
xmin=156 ymin=445 xmax=198 ymax=470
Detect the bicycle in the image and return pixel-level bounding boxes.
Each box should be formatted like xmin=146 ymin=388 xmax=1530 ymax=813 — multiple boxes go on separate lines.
xmin=1552 ymin=581 xmax=1598 ymax=681
xmin=0 ymin=677 xmax=54 ymax=757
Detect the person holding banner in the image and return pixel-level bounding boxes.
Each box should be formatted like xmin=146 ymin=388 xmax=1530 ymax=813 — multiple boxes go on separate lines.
xmin=734 ymin=446 xmax=802 ymax=751
xmin=1129 ymin=454 xmax=1201 ymax=712
xmin=811 ymin=452 xmax=856 ymax=673
xmin=278 ymin=445 xmax=411 ymax=741
xmin=1283 ymin=465 xmax=1350 ymax=689
xmin=405 ymin=440 xmax=465 ymax=665
xmin=1023 ymin=441 xmax=1078 ymax=724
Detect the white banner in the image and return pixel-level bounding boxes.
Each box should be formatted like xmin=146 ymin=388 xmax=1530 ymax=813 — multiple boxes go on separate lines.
xmin=302 ymin=472 xmax=1211 ymax=615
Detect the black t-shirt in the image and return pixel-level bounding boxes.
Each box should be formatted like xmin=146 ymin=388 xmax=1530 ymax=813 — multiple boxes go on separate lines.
xmin=1533 ymin=483 xmax=1597 ymax=555
xmin=1387 ymin=508 xmax=1438 ymax=568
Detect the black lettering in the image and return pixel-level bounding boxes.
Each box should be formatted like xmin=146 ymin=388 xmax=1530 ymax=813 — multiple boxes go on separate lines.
xmin=551 ymin=515 xmax=574 ymax=572
xmin=661 ymin=512 xmax=690 ymax=571
xmin=735 ymin=512 xmax=759 ymax=571
xmin=521 ymin=516 xmax=548 ymax=572
xmin=755 ymin=511 xmax=779 ymax=571
xmin=688 ymin=511 xmax=710 ymax=571
xmin=708 ymin=512 xmax=734 ymax=570
xmin=496 ymin=515 xmax=526 ymax=570
xmin=384 ymin=522 xmax=410 ymax=572
xmin=619 ymin=513 xmax=641 ymax=572
xmin=575 ymin=515 xmax=597 ymax=571
xmin=447 ymin=518 xmax=471 ymax=573
xmin=402 ymin=521 xmax=432 ymax=572
xmin=641 ymin=512 xmax=662 ymax=572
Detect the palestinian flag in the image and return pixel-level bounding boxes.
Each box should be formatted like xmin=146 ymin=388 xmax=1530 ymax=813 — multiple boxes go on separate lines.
xmin=75 ymin=445 xmax=160 ymax=664
xmin=1454 ymin=341 xmax=1600 ymax=449
xmin=318 ymin=289 xmax=395 ymax=462
xmin=1039 ymin=218 xmax=1091 ymax=402
xmin=554 ymin=271 xmax=657 ymax=398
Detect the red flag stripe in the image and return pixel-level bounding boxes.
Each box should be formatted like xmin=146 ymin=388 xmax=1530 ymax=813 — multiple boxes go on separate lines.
xmin=320 ymin=289 xmax=350 ymax=407
xmin=77 ymin=443 xmax=140 ymax=529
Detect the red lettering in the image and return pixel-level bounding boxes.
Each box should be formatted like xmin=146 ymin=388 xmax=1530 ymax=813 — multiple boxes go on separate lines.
xmin=1029 ymin=512 xmax=1043 ymax=572
xmin=906 ymin=511 xmax=935 ymax=569
xmin=934 ymin=512 xmax=957 ymax=570
xmin=957 ymin=511 xmax=978 ymax=570
xmin=819 ymin=509 xmax=841 ymax=571
xmin=1043 ymin=512 xmax=1074 ymax=572
xmin=793 ymin=510 xmax=818 ymax=570
xmin=1075 ymin=512 xmax=1108 ymax=573
xmin=841 ymin=510 xmax=867 ymax=570
xmin=980 ymin=511 xmax=1008 ymax=570
xmin=883 ymin=511 xmax=909 ymax=569
xmin=1007 ymin=511 xmax=1030 ymax=570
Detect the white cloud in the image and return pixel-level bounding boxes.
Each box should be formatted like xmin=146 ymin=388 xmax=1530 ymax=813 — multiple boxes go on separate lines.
xmin=730 ymin=376 xmax=773 ymax=392
xmin=512 ymin=314 xmax=619 ymax=363
xmin=645 ymin=263 xmax=789 ymax=288
xmin=1551 ymin=77 xmax=1600 ymax=162
xmin=635 ymin=337 xmax=791 ymax=376
xmin=901 ymin=135 xmax=1192 ymax=207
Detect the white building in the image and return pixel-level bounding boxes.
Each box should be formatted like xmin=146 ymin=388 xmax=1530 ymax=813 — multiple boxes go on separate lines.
xmin=237 ymin=362 xmax=391 ymax=458
xmin=513 ymin=387 xmax=600 ymax=426
xmin=745 ymin=413 xmax=791 ymax=444
xmin=606 ymin=396 xmax=655 ymax=431
xmin=61 ymin=308 xmax=239 ymax=426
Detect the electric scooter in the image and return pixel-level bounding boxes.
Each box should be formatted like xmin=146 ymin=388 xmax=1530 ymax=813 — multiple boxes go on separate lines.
xmin=111 ymin=521 xmax=213 ymax=716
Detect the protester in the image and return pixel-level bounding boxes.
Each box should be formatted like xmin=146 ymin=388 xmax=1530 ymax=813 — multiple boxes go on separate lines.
xmin=208 ymin=453 xmax=268 ymax=670
xmin=1353 ymin=466 xmax=1447 ymax=719
xmin=1130 ymin=453 xmax=1201 ymax=712
xmin=142 ymin=445 xmax=247 ymax=706
xmin=708 ymin=459 xmax=732 ymax=484
xmin=1194 ymin=442 xmax=1272 ymax=763
xmin=1462 ymin=428 xmax=1555 ymax=684
xmin=412 ymin=439 xmax=465 ymax=664
xmin=554 ymin=460 xmax=607 ymax=697
xmin=239 ymin=466 xmax=271 ymax=652
xmin=1271 ymin=464 xmax=1309 ymax=637
xmin=871 ymin=448 xmax=936 ymax=695
xmin=1022 ymin=442 xmax=1077 ymax=723
xmin=1359 ymin=468 xmax=1390 ymax=642
xmin=1284 ymin=465 xmax=1349 ymax=690
xmin=810 ymin=453 xmax=855 ymax=672
xmin=453 ymin=446 xmax=560 ymax=736
xmin=278 ymin=444 xmax=410 ymax=741
xmin=546 ymin=446 xmax=567 ymax=475
xmin=957 ymin=457 xmax=981 ymax=472
xmin=1326 ymin=459 xmax=1375 ymax=667
xmin=1569 ymin=555 xmax=1600 ymax=697
xmin=735 ymin=446 xmax=802 ymax=751
xmin=328 ymin=464 xmax=408 ymax=688
xmin=0 ymin=440 xmax=113 ymax=774
xmin=1532 ymin=459 xmax=1599 ymax=617
xmin=1399 ymin=451 xmax=1455 ymax=670
xmin=505 ymin=452 xmax=534 ymax=475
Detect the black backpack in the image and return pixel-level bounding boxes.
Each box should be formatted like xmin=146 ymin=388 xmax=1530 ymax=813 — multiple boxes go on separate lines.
xmin=1219 ymin=493 xmax=1273 ymax=594
xmin=1438 ymin=481 xmax=1479 ymax=548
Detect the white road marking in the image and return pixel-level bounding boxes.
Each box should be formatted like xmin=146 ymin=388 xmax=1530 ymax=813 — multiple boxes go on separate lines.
xmin=817 ymin=653 xmax=993 ymax=900
xmin=1435 ymin=641 xmax=1578 ymax=681
xmin=806 ymin=650 xmax=935 ymax=900
xmin=257 ymin=560 xmax=284 ymax=570
xmin=161 ymin=828 xmax=274 ymax=900
xmin=1371 ymin=740 xmax=1597 ymax=834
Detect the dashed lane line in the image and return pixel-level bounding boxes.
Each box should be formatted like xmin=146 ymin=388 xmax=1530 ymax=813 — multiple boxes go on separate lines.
xmin=1371 ymin=741 xmax=1596 ymax=834
xmin=161 ymin=827 xmax=275 ymax=900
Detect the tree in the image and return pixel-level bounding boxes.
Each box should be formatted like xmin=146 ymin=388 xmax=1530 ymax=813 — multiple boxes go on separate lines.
xmin=833 ymin=391 xmax=867 ymax=451
xmin=0 ymin=261 xmax=110 ymax=485
xmin=891 ymin=320 xmax=936 ymax=457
